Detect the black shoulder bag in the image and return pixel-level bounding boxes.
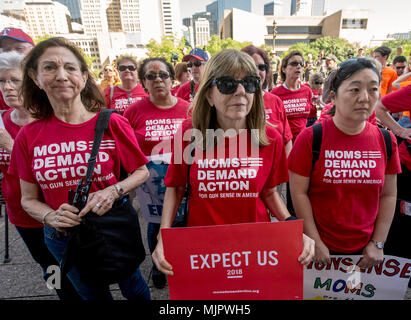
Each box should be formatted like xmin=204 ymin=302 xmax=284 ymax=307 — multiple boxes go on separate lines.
xmin=61 ymin=109 xmax=146 ymax=287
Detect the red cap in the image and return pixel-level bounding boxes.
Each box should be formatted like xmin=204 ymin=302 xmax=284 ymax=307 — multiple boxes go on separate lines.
xmin=0 ymin=28 xmax=34 ymax=46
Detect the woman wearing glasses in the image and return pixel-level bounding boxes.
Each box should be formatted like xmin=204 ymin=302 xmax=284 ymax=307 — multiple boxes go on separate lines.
xmin=241 ymin=45 xmax=293 ymax=156
xmin=271 ymin=50 xmax=314 ymax=143
xmin=124 ymin=58 xmax=190 ymax=289
xmin=152 ymin=49 xmax=315 ymax=276
xmin=289 ymin=58 xmax=401 ymax=267
xmin=99 ymin=63 xmax=120 ymax=91
xmin=104 ymin=55 xmax=148 ymax=115
xmin=171 ymin=62 xmax=192 ymax=96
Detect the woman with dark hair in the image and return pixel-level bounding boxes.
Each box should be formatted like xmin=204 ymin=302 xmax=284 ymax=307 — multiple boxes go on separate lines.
xmin=0 ymin=51 xmax=80 ymax=300
xmin=103 ymin=55 xmax=147 ymax=115
xmin=241 ymin=45 xmax=293 ymax=156
xmin=289 ymin=58 xmax=401 ymax=267
xmin=11 ymin=37 xmax=151 ymax=300
xmin=124 ymin=57 xmax=190 ymax=289
xmin=151 ymin=49 xmax=315 ymax=276
xmin=271 ymin=50 xmax=314 ymax=142
xmin=171 ymin=62 xmax=191 ymax=96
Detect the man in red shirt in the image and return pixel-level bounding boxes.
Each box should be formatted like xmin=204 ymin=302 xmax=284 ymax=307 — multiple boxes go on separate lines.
xmin=176 ymin=48 xmax=209 ymax=103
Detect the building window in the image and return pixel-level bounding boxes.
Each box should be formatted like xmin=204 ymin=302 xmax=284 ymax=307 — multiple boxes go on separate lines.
xmin=342 ymin=19 xmax=367 ymax=29
xmin=267 ymin=26 xmax=322 ymax=35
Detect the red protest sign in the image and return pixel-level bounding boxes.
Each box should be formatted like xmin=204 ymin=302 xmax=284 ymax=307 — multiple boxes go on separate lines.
xmin=161 ymin=221 xmax=303 ymax=300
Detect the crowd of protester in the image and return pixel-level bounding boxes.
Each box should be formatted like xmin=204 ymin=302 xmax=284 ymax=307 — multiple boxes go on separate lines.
xmin=0 ymin=27 xmax=410 ymax=300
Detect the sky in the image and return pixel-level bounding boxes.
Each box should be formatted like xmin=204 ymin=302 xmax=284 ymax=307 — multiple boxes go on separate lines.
xmin=179 ymin=0 xmax=411 ymax=39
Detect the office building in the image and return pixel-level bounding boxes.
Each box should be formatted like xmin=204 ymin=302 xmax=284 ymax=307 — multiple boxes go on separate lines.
xmin=54 ymin=0 xmax=81 ymax=23
xmin=206 ymin=0 xmax=251 ymax=35
xmin=24 ymin=0 xmax=72 ymax=38
xmin=192 ymin=11 xmax=211 ymax=47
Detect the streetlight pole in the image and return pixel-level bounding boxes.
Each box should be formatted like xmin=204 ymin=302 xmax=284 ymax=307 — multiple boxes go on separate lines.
xmin=273 ymin=19 xmax=277 ymax=51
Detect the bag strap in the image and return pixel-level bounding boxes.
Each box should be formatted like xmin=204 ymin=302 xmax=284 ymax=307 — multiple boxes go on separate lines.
xmin=183 ymin=136 xmax=196 ymax=219
xmin=85 ymin=109 xmax=116 ymax=185
xmin=190 ymin=80 xmax=196 ymax=100
xmin=379 ymin=127 xmax=392 ymax=161
xmin=109 ymin=84 xmax=115 ymax=103
xmin=311 ymin=122 xmax=323 ymax=170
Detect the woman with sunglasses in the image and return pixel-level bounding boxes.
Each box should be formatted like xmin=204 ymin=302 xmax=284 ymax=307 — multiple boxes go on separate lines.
xmin=152 ymin=49 xmax=315 ymax=277
xmin=124 ymin=58 xmax=190 ymax=289
xmin=288 ymin=58 xmax=401 ymax=268
xmin=241 ymin=46 xmax=293 ymax=156
xmin=99 ymin=63 xmax=120 ymax=91
xmin=104 ymin=55 xmax=148 ymax=115
xmin=171 ymin=62 xmax=192 ymax=96
xmin=271 ymin=50 xmax=314 ymax=143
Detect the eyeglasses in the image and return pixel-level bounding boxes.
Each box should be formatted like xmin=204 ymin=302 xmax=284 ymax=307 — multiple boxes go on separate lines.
xmin=104 ymin=68 xmax=113 ymax=72
xmin=211 ymin=75 xmax=260 ymax=94
xmin=287 ymin=61 xmax=304 ymax=67
xmin=257 ymin=63 xmax=268 ymax=72
xmin=118 ymin=65 xmax=136 ymax=72
xmin=395 ymin=66 xmax=406 ymax=69
xmin=187 ymin=61 xmax=204 ymax=68
xmin=144 ymin=71 xmax=170 ymax=81
xmin=314 ymin=81 xmax=323 ymax=85
xmin=0 ymin=78 xmax=22 ymax=87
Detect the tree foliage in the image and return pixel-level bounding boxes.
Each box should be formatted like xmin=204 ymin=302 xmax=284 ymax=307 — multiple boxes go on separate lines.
xmin=283 ymin=37 xmax=355 ymax=62
xmin=145 ymin=36 xmax=189 ymax=63
xmin=380 ymin=39 xmax=411 ymax=62
xmin=205 ymin=35 xmax=253 ymax=56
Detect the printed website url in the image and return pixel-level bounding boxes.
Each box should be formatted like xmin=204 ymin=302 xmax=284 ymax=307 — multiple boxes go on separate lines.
xmin=212 ymin=289 xmax=260 ymax=294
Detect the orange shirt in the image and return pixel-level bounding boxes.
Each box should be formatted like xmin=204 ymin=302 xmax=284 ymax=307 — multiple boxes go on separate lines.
xmin=380 ymin=67 xmax=397 ymax=97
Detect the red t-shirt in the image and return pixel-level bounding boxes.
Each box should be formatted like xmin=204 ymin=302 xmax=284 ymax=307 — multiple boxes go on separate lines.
xmin=176 ymin=81 xmax=198 ymax=103
xmin=165 ymin=120 xmax=289 ymax=227
xmin=171 ymin=85 xmax=180 ymax=97
xmin=104 ymin=84 xmax=148 ymax=115
xmin=288 ymin=118 xmax=401 ymax=253
xmin=10 ymin=112 xmax=148 ymax=211
xmin=0 ymin=110 xmax=42 ymax=228
xmin=316 ymin=103 xmax=377 ymax=126
xmin=381 ymin=84 xmax=411 ymax=171
xmin=0 ymin=91 xmax=11 ymax=111
xmin=124 ymin=97 xmax=190 ymax=157
xmin=263 ymin=92 xmax=293 ymax=144
xmin=270 ymin=84 xmax=313 ymax=142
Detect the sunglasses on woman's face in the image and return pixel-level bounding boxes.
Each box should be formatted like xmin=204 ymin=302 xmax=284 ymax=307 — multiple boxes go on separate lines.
xmin=144 ymin=71 xmax=170 ymax=81
xmin=187 ymin=61 xmax=203 ymax=68
xmin=257 ymin=63 xmax=268 ymax=72
xmin=287 ymin=61 xmax=304 ymax=67
xmin=314 ymin=81 xmax=323 ymax=85
xmin=119 ymin=65 xmax=136 ymax=72
xmin=211 ymin=75 xmax=260 ymax=95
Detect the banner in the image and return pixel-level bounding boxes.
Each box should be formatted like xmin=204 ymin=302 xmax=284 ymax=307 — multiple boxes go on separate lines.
xmin=161 ymin=221 xmax=303 ymax=300
xmin=304 ymin=255 xmax=411 ymax=300
xmin=136 ymin=159 xmax=185 ymax=224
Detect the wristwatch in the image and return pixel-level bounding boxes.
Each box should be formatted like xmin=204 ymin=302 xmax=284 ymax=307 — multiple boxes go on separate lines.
xmin=370 ymin=240 xmax=384 ymax=249
xmin=113 ymin=183 xmax=124 ymax=197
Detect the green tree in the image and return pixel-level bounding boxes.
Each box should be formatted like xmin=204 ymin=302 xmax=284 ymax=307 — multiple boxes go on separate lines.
xmin=146 ymin=36 xmax=190 ymax=63
xmin=205 ymin=35 xmax=252 ymax=56
xmin=380 ymin=39 xmax=411 ymax=62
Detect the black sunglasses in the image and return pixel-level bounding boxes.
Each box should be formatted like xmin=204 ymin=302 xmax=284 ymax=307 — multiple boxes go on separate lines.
xmin=211 ymin=75 xmax=260 ymax=94
xmin=314 ymin=81 xmax=323 ymax=85
xmin=119 ymin=65 xmax=136 ymax=72
xmin=257 ymin=63 xmax=268 ymax=72
xmin=144 ymin=71 xmax=170 ymax=81
xmin=187 ymin=61 xmax=204 ymax=68
xmin=395 ymin=66 xmax=406 ymax=69
xmin=288 ymin=61 xmax=304 ymax=67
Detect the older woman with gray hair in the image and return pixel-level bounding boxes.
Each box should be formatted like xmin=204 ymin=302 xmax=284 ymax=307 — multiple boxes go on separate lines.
xmin=0 ymin=51 xmax=80 ymax=300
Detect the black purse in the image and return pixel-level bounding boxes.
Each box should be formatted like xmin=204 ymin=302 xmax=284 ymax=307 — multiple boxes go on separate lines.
xmin=61 ymin=109 xmax=146 ymax=287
